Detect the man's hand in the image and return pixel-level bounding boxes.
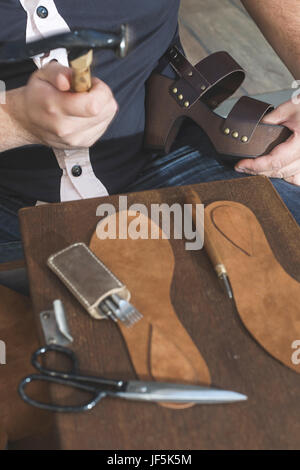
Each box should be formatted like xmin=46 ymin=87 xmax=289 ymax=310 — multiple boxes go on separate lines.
xmin=238 ymin=1 xmax=300 ymax=185
xmin=3 ymin=61 xmax=118 ymax=151
xmin=235 ymin=100 xmax=300 ymax=185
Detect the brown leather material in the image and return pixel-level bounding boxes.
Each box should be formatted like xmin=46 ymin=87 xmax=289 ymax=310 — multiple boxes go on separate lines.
xmin=0 ymin=430 xmax=7 ymax=450
xmin=167 ymin=46 xmax=245 ymax=110
xmin=47 ymin=242 xmax=130 ymax=320
xmin=89 ymin=211 xmax=211 ymax=410
xmin=0 ymin=285 xmax=52 ymax=448
xmin=167 ymin=46 xmax=211 ymax=103
xmin=145 ymin=72 xmax=292 ymax=158
xmin=204 ymin=201 xmax=300 ymax=373
xmin=223 ymin=96 xmax=274 ymax=143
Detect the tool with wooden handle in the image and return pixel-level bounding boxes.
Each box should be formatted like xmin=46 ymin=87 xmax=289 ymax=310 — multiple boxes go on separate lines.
xmin=0 ymin=25 xmax=131 ymax=92
xmin=69 ymin=49 xmax=94 ymax=92
xmin=186 ymin=189 xmax=233 ymax=299
xmin=68 ymin=25 xmax=130 ymax=92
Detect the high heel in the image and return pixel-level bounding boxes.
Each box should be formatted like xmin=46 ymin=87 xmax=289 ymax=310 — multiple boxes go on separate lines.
xmin=145 ymin=46 xmax=291 ymax=158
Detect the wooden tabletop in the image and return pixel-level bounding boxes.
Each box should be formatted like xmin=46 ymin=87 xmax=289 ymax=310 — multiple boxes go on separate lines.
xmin=19 ymin=176 xmax=300 ymax=450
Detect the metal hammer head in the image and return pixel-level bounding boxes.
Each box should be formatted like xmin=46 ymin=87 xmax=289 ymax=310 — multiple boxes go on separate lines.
xmin=0 ymin=25 xmax=131 ymax=64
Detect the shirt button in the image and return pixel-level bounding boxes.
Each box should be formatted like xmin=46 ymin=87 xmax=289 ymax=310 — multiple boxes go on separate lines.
xmin=71 ymin=165 xmax=82 ymax=177
xmin=36 ymin=6 xmax=49 ymax=18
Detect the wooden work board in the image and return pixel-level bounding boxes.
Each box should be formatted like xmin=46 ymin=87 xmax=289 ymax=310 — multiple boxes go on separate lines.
xmin=19 ymin=176 xmax=300 ymax=450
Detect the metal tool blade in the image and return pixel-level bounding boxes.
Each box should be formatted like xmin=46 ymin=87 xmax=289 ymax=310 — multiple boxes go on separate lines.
xmin=220 ymin=273 xmax=233 ymax=300
xmin=99 ymin=294 xmax=142 ymax=327
xmin=114 ymin=381 xmax=247 ymax=404
xmin=0 ymin=28 xmax=124 ymax=64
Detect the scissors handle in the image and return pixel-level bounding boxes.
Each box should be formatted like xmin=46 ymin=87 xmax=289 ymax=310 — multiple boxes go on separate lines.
xmin=19 ymin=344 xmax=125 ymax=413
xmin=18 ymin=373 xmax=106 ymax=413
xmin=31 ymin=344 xmax=78 ymax=376
xmin=31 ymin=344 xmax=123 ymax=387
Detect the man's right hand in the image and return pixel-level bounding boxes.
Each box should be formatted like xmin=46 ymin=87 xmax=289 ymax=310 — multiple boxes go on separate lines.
xmin=1 ymin=61 xmax=118 ymax=151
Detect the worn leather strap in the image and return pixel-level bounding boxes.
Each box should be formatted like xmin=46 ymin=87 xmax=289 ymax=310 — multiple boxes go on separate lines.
xmin=223 ymin=96 xmax=274 ymax=143
xmin=166 ymin=45 xmax=245 ymax=109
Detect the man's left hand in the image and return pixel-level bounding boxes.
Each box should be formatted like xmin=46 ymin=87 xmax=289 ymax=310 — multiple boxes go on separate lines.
xmin=235 ymin=99 xmax=300 ymax=186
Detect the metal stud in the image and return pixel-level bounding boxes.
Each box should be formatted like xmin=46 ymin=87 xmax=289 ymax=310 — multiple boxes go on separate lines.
xmin=188 ymin=71 xmax=193 ymax=77
xmin=241 ymin=136 xmax=248 ymax=143
xmin=232 ymin=131 xmax=239 ymax=139
xmin=173 ymin=88 xmax=178 ymax=94
xmin=184 ymin=101 xmax=190 ymax=108
xmin=224 ymin=128 xmax=230 ymax=135
xmin=201 ymin=85 xmax=206 ymax=91
xmin=178 ymin=94 xmax=183 ymax=100
xmin=169 ymin=48 xmax=178 ymax=59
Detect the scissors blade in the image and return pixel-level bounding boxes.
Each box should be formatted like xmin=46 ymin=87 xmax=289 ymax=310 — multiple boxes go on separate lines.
xmin=114 ymin=381 xmax=247 ymax=404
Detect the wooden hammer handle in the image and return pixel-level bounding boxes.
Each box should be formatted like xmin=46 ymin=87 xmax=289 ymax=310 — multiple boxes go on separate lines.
xmin=69 ymin=49 xmax=93 ymax=92
xmin=188 ymin=189 xmax=227 ymax=277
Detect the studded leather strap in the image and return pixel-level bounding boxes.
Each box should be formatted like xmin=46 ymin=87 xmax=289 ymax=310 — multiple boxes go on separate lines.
xmin=222 ymin=96 xmax=274 ymax=144
xmin=166 ymin=45 xmax=245 ymax=110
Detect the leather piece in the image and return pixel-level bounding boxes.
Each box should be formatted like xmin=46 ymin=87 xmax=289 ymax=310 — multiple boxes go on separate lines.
xmin=145 ymin=72 xmax=292 ymax=157
xmin=167 ymin=46 xmax=211 ymax=101
xmin=223 ymin=96 xmax=274 ymax=143
xmin=167 ymin=47 xmax=245 ymax=109
xmin=0 ymin=430 xmax=7 ymax=450
xmin=47 ymin=242 xmax=130 ymax=319
xmin=89 ymin=212 xmax=211 ymax=410
xmin=0 ymin=285 xmax=52 ymax=447
xmin=204 ymin=201 xmax=300 ymax=373
xmin=194 ymin=52 xmax=245 ymax=108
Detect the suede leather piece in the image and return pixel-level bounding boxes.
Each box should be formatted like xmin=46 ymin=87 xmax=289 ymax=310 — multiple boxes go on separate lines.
xmin=204 ymin=201 xmax=300 ymax=373
xmin=0 ymin=285 xmax=52 ymax=448
xmin=89 ymin=212 xmax=211 ymax=410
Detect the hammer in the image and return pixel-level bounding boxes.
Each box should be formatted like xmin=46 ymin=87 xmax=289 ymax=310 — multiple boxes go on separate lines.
xmin=0 ymin=25 xmax=131 ymax=92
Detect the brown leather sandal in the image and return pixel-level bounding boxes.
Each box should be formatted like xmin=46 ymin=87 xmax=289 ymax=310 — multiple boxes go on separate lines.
xmin=145 ymin=46 xmax=291 ymax=158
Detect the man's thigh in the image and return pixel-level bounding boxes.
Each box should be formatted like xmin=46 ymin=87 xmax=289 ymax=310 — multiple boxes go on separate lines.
xmin=126 ymin=127 xmax=300 ymax=225
xmin=0 ymin=193 xmax=28 ymax=263
xmin=271 ymin=178 xmax=300 ymax=226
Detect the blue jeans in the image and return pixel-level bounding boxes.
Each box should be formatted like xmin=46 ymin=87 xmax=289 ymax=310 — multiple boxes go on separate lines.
xmin=0 ymin=193 xmax=32 ymax=263
xmin=126 ymin=126 xmax=300 ymax=222
xmin=1 ymin=126 xmax=300 ymax=264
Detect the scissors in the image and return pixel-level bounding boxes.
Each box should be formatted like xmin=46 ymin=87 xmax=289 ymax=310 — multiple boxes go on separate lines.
xmin=19 ymin=345 xmax=247 ymax=413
